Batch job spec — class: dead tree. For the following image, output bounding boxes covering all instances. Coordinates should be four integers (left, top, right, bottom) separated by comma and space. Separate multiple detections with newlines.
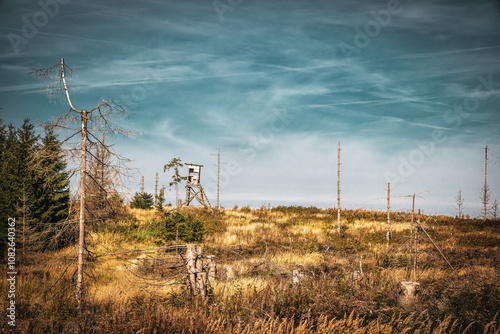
481, 145, 490, 221
387, 182, 391, 240
211, 148, 222, 210
455, 189, 465, 218
155, 172, 158, 205
30, 58, 133, 308
337, 141, 341, 234
492, 199, 498, 218
185, 244, 207, 297
216, 148, 220, 209
85, 135, 130, 221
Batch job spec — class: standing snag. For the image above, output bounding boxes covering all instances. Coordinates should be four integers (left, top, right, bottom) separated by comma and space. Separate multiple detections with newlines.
30, 58, 133, 308
337, 141, 341, 235
481, 145, 489, 221
455, 189, 465, 218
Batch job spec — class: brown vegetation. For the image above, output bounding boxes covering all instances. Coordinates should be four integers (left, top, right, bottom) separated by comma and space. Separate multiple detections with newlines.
1, 206, 499, 333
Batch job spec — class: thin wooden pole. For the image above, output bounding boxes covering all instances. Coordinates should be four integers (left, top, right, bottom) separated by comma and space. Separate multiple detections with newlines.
175, 182, 179, 207
484, 145, 488, 221
337, 142, 341, 234
387, 182, 391, 241
414, 218, 458, 276
155, 172, 158, 205
76, 110, 87, 306
413, 209, 420, 282
411, 193, 415, 224
409, 193, 415, 281
217, 148, 220, 209
68, 183, 71, 212
141, 176, 144, 194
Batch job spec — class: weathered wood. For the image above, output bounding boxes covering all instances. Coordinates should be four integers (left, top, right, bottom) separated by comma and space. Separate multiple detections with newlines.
184, 164, 211, 208
292, 269, 304, 285
337, 142, 341, 234
398, 281, 419, 310
217, 148, 220, 209
350, 256, 363, 286
225, 266, 235, 280
414, 219, 457, 276
484, 145, 488, 221
186, 244, 207, 297
155, 172, 158, 205
186, 244, 197, 296
387, 182, 391, 240
76, 110, 87, 305
206, 255, 217, 280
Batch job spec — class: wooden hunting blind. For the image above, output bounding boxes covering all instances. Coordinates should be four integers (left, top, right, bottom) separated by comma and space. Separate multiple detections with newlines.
183, 163, 211, 208
187, 165, 201, 185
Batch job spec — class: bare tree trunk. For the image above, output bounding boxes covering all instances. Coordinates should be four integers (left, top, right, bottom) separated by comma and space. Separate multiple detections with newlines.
484, 145, 488, 221
411, 193, 415, 281
155, 172, 158, 205
186, 244, 206, 297
76, 110, 87, 306
217, 148, 220, 209
175, 182, 178, 207
337, 142, 341, 234
387, 182, 391, 241
141, 175, 144, 194
206, 255, 216, 280
413, 208, 419, 282
31, 57, 133, 310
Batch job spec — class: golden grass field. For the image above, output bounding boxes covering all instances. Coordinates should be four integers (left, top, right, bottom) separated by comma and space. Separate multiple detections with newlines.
1, 206, 499, 333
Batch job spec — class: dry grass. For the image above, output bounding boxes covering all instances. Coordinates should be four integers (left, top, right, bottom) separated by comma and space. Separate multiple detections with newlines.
1, 206, 499, 333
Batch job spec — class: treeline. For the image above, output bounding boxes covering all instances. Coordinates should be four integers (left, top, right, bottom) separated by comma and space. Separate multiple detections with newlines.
0, 118, 71, 256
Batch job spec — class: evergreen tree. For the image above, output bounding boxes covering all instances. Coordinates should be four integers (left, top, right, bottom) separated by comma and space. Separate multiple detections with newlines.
155, 186, 166, 211
31, 126, 71, 249
1, 124, 21, 220
16, 119, 40, 224
0, 119, 72, 252
130, 192, 154, 209
0, 119, 39, 253
0, 119, 9, 258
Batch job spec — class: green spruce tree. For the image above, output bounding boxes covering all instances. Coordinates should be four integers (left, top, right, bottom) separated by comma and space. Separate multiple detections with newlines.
14, 119, 39, 251
130, 192, 154, 209
31, 126, 71, 249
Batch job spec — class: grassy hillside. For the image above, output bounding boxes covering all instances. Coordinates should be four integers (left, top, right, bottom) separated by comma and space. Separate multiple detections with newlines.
2, 206, 499, 333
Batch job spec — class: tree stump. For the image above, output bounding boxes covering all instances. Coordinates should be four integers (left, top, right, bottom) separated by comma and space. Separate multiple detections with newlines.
206, 255, 217, 280
292, 269, 304, 285
398, 281, 420, 310
186, 244, 206, 297
225, 266, 235, 280
350, 270, 362, 287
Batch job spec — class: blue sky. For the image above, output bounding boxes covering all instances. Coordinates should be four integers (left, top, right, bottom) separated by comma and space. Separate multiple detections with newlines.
1, 0, 500, 216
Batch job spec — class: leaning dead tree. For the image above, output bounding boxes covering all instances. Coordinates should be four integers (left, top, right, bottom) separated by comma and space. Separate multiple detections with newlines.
30, 58, 133, 308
